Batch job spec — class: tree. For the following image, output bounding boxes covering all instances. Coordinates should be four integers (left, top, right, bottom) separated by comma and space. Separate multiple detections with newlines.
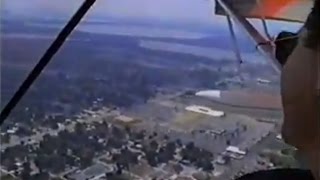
150, 140, 158, 150
202, 160, 214, 172
133, 130, 145, 140
50, 123, 59, 130
145, 151, 157, 167
223, 155, 231, 165
153, 132, 158, 137
107, 137, 123, 149
111, 126, 125, 139
124, 126, 131, 134
166, 141, 176, 153
116, 163, 123, 175
79, 149, 94, 169
50, 155, 66, 173
157, 148, 173, 163
7, 163, 18, 172
242, 125, 247, 131
21, 162, 31, 180
172, 163, 183, 174
192, 172, 211, 180
31, 172, 49, 180
2, 134, 11, 144
281, 148, 295, 156
186, 142, 195, 150
163, 135, 169, 140
269, 154, 281, 167
175, 139, 182, 147
226, 140, 231, 146
128, 152, 139, 165
66, 155, 77, 167
75, 122, 86, 134
39, 140, 54, 155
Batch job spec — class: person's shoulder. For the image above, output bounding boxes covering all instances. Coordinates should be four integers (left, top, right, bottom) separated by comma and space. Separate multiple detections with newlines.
235, 169, 314, 180
303, 0, 320, 49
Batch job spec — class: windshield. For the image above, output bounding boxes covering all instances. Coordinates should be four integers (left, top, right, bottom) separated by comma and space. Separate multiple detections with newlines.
1, 0, 303, 180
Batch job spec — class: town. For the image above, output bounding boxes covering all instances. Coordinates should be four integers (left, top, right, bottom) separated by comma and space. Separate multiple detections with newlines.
1, 14, 297, 180
1, 91, 297, 180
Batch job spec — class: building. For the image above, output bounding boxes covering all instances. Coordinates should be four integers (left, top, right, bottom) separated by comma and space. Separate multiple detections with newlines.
223, 146, 247, 159
67, 163, 114, 180
257, 78, 271, 84
195, 90, 221, 99
185, 105, 225, 117
6, 127, 18, 134
114, 115, 141, 125
208, 129, 226, 135
276, 134, 283, 140
226, 146, 246, 155
216, 155, 227, 165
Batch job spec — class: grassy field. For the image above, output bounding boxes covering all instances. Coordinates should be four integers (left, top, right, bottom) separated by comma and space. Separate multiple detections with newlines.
0, 174, 17, 180
172, 111, 207, 131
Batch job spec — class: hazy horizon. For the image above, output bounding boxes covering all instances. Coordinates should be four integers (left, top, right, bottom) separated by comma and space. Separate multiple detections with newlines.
3, 0, 217, 23
2, 0, 302, 31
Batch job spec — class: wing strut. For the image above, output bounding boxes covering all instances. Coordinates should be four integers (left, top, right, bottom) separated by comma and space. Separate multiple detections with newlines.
256, 0, 273, 41
0, 0, 97, 125
216, 0, 282, 74
226, 16, 243, 65
226, 16, 244, 81
261, 19, 272, 40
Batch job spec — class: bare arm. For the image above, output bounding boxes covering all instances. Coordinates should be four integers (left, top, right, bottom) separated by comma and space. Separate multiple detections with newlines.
280, 29, 320, 180
281, 31, 319, 148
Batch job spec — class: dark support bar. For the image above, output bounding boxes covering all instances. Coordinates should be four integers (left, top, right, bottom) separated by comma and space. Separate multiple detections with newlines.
0, 0, 96, 125
216, 0, 282, 74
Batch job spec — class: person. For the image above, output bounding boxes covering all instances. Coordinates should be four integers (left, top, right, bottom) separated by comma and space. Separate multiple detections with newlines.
238, 0, 319, 179
280, 1, 320, 178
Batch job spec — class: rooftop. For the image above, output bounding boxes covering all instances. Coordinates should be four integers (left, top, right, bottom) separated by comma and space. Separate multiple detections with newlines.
67, 163, 114, 180
185, 105, 225, 117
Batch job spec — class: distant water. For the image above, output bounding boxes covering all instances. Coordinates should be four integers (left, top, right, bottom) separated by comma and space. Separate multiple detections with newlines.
4, 22, 268, 65
29, 23, 210, 39
1, 33, 87, 42
1, 32, 57, 40
139, 40, 266, 64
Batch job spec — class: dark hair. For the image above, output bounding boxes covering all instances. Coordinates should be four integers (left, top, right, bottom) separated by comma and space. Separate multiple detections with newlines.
275, 31, 298, 66
304, 0, 320, 49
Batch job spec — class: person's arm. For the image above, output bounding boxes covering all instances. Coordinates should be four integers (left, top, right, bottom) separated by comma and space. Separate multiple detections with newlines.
280, 25, 320, 180
280, 1, 320, 179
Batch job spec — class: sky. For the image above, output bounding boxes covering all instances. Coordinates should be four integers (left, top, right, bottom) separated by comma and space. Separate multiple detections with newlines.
3, 0, 217, 23
2, 0, 302, 33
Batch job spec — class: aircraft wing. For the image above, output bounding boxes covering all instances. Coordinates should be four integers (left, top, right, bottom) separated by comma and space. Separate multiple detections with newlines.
214, 0, 311, 74
215, 0, 313, 23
